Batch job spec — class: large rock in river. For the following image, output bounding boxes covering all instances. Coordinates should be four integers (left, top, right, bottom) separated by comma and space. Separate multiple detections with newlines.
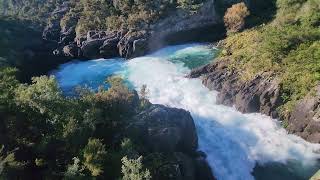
128, 104, 198, 154
127, 104, 215, 180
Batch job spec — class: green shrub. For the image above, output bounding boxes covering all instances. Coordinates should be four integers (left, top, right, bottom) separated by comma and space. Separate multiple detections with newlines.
121, 156, 151, 180
83, 138, 107, 177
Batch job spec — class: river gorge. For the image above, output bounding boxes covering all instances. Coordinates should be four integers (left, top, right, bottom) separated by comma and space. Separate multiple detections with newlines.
51, 44, 320, 180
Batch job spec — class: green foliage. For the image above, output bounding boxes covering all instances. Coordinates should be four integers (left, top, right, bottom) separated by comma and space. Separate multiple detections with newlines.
177, 0, 204, 11
15, 76, 62, 114
0, 64, 158, 179
121, 156, 151, 180
0, 18, 43, 69
65, 157, 84, 178
0, 0, 61, 25
83, 138, 107, 177
220, 0, 320, 116
0, 146, 22, 178
121, 138, 138, 159
0, 67, 18, 107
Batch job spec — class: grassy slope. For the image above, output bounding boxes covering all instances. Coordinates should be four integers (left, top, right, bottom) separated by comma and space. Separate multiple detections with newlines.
219, 0, 320, 118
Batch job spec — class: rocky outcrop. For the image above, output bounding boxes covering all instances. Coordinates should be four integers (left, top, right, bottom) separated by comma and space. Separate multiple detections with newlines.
129, 104, 198, 153
42, 1, 71, 42
287, 85, 320, 143
42, 0, 223, 59
148, 0, 222, 50
128, 104, 215, 180
188, 58, 320, 143
188, 58, 282, 118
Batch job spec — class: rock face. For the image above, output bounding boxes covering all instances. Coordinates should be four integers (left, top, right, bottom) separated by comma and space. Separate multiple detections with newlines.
42, 1, 71, 42
130, 104, 198, 153
128, 104, 215, 180
287, 85, 320, 143
188, 58, 282, 118
42, 0, 223, 59
188, 58, 320, 143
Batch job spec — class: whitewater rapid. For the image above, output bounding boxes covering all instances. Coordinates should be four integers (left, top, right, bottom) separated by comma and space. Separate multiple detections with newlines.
53, 44, 320, 180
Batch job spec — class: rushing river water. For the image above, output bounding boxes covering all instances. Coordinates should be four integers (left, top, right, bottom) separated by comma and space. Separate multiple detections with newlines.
52, 44, 320, 180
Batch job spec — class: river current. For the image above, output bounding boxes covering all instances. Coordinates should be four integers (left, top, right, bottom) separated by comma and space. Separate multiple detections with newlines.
52, 44, 320, 180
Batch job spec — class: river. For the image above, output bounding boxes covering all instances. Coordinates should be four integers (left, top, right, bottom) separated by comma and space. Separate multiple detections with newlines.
52, 43, 320, 180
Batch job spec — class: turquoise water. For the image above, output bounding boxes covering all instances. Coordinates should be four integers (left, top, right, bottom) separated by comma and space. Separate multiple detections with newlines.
52, 44, 320, 180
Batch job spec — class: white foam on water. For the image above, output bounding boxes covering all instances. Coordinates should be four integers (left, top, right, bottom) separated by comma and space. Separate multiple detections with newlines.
53, 44, 320, 180
123, 45, 320, 180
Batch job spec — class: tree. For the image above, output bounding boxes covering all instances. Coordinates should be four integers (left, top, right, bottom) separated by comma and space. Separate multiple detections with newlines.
14, 76, 62, 114
0, 67, 18, 107
121, 156, 151, 180
83, 138, 107, 177
224, 2, 250, 33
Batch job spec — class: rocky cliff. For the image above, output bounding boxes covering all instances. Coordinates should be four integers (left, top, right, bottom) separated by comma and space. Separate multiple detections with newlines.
42, 0, 225, 59
188, 58, 320, 143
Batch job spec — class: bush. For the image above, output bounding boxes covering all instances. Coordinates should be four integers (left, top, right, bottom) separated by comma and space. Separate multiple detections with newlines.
83, 138, 107, 177
14, 76, 62, 115
121, 156, 151, 180
224, 2, 250, 33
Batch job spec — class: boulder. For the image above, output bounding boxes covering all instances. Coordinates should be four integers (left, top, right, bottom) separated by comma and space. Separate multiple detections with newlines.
81, 39, 105, 58
128, 104, 198, 154
118, 30, 149, 58
133, 38, 148, 57
99, 36, 120, 58
126, 104, 215, 180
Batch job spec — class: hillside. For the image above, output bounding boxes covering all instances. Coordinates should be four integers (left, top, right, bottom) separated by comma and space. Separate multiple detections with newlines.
189, 0, 320, 142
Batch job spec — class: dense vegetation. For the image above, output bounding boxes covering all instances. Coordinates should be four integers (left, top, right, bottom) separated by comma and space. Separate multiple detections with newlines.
220, 0, 320, 118
0, 66, 160, 179
0, 0, 62, 26
0, 0, 209, 37
63, 0, 208, 37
